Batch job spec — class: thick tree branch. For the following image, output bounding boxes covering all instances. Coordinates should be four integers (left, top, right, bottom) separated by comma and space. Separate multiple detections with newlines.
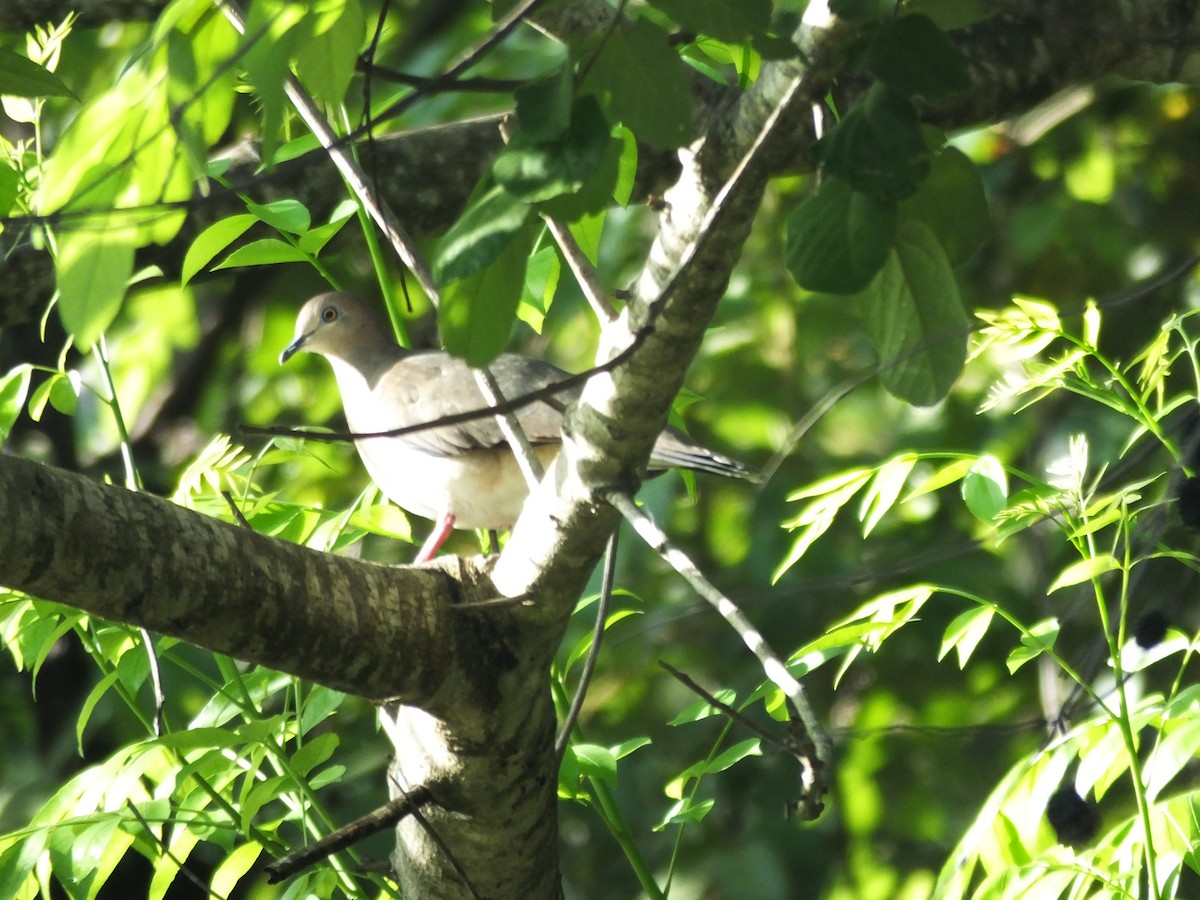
0, 452, 472, 703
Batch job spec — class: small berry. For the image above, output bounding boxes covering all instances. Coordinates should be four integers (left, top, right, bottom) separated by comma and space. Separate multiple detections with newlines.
1046, 787, 1099, 847
1178, 476, 1200, 528
1134, 610, 1168, 649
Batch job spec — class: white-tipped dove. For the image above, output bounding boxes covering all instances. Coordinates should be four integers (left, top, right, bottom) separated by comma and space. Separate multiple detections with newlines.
280, 291, 754, 561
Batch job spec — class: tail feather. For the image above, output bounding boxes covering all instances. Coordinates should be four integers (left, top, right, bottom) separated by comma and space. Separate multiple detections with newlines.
649, 430, 759, 482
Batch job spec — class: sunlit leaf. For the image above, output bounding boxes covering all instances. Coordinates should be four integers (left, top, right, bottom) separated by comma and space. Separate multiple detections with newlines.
246, 199, 311, 234
0, 365, 33, 441
859, 452, 917, 535
939, 606, 995, 668
580, 18, 692, 149
434, 185, 531, 285
214, 238, 311, 269
182, 215, 256, 284
1005, 618, 1059, 673
572, 743, 617, 783
439, 218, 537, 366
210, 841, 262, 898
962, 454, 1008, 523
55, 227, 134, 349
296, 0, 364, 106
1047, 555, 1120, 593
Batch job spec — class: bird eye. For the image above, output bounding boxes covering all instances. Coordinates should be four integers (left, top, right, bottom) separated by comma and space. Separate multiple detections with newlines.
321, 305, 338, 323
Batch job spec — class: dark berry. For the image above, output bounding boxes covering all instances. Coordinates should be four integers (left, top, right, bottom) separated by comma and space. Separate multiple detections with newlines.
1134, 610, 1169, 649
1046, 787, 1099, 847
1178, 476, 1200, 528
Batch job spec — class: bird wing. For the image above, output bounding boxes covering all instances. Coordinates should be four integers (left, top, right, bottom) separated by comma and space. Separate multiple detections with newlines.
377, 352, 578, 457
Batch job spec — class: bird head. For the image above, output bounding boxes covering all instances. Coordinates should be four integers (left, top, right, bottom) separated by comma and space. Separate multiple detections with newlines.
280, 292, 382, 365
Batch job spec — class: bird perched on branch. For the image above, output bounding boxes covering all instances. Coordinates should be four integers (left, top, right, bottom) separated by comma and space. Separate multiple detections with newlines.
281, 291, 754, 562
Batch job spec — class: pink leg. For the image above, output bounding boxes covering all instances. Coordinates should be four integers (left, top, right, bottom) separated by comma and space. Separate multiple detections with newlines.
415, 512, 456, 563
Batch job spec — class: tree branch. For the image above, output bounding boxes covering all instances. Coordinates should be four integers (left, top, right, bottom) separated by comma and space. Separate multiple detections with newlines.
0, 453, 467, 702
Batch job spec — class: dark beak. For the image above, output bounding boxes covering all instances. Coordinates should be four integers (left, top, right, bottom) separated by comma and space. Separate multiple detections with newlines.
279, 333, 309, 364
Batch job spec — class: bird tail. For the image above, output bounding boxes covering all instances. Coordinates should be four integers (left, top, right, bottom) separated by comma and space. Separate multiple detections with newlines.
649, 431, 760, 482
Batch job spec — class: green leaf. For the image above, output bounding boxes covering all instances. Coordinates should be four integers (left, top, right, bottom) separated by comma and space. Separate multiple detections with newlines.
290, 732, 339, 777
899, 145, 990, 263
76, 671, 120, 754
296, 0, 364, 106
900, 0, 993, 29
247, 199, 311, 234
859, 452, 917, 535
775, 468, 873, 580
0, 827, 46, 899
656, 797, 716, 829
296, 207, 355, 255
784, 176, 897, 294
611, 125, 638, 206
856, 219, 967, 406
664, 738, 762, 798
0, 48, 76, 99
0, 365, 33, 441
830, 0, 897, 21
581, 18, 693, 149
182, 214, 256, 284
240, 0, 309, 164
816, 83, 930, 199
348, 503, 413, 541
572, 743, 617, 783
646, 0, 772, 41
214, 238, 311, 269
611, 737, 652, 760
438, 219, 537, 366
83, 818, 136, 900
1146, 719, 1200, 801
1047, 555, 1120, 593
904, 456, 974, 500
27, 371, 79, 420
210, 842, 263, 898
512, 68, 574, 141
494, 97, 615, 203
0, 163, 19, 217
56, 228, 135, 349
1006, 618, 1059, 673
962, 454, 1008, 522
518, 245, 560, 333
939, 606, 995, 668
865, 14, 971, 98
667, 689, 738, 726
433, 184, 532, 285
148, 823, 202, 900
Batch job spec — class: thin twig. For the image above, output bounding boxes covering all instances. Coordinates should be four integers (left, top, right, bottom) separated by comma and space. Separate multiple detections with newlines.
264, 786, 433, 883
139, 626, 165, 737
658, 660, 804, 756
240, 324, 654, 445
556, 529, 619, 759
543, 215, 618, 322
368, 0, 554, 128
220, 490, 253, 530
472, 368, 545, 490
606, 490, 830, 818
126, 801, 227, 899
360, 65, 525, 94
385, 765, 482, 900
217, 1, 438, 300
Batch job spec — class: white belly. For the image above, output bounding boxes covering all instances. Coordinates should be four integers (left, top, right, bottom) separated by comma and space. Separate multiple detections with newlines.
356, 435, 558, 530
